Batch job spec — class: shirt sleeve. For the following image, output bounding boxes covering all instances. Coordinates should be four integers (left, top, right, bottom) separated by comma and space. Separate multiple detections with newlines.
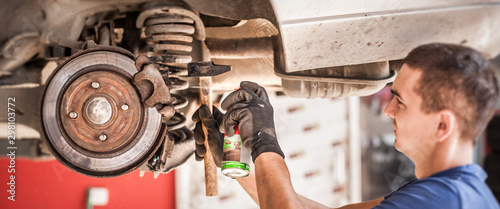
372, 178, 460, 209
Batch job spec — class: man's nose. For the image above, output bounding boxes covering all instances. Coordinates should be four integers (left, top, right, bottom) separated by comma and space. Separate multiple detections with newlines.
384, 98, 396, 118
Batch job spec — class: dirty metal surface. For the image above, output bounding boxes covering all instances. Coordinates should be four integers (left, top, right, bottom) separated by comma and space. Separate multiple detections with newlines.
134, 56, 175, 118
205, 37, 273, 59
41, 47, 162, 177
278, 61, 396, 98
187, 61, 231, 77
60, 70, 143, 154
274, 1, 500, 72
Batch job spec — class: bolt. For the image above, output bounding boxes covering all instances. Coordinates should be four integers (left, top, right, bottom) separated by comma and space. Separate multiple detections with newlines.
69, 112, 78, 119
121, 104, 129, 111
91, 82, 100, 89
99, 134, 107, 141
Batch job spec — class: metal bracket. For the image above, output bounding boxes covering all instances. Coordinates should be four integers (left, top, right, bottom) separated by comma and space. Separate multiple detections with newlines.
133, 55, 175, 118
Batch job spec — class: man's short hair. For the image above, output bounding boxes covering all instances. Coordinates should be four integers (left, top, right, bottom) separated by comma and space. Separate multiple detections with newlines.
404, 43, 499, 140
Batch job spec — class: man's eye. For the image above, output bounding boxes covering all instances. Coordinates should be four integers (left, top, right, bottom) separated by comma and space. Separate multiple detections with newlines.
396, 98, 403, 104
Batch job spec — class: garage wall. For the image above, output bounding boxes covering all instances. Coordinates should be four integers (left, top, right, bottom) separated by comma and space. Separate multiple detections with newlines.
175, 95, 361, 209
0, 158, 175, 209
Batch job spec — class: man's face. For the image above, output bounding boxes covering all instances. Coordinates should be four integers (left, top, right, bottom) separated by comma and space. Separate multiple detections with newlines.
383, 64, 438, 160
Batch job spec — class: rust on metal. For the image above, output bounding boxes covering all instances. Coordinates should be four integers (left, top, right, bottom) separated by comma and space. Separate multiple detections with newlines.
151, 44, 192, 52
148, 34, 193, 43
145, 15, 194, 26
187, 61, 231, 77
60, 70, 143, 154
133, 55, 175, 118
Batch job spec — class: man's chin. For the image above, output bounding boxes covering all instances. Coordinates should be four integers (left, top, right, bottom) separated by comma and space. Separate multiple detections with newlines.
393, 138, 402, 151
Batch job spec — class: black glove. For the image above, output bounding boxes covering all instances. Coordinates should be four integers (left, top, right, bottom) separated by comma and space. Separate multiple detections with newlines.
220, 81, 284, 162
192, 105, 224, 167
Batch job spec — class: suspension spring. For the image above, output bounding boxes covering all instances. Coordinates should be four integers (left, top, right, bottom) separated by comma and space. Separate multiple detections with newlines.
144, 14, 194, 66
137, 7, 205, 142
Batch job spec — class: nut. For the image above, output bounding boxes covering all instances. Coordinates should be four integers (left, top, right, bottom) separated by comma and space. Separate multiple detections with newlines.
69, 112, 78, 119
91, 82, 100, 89
121, 104, 129, 111
99, 134, 107, 141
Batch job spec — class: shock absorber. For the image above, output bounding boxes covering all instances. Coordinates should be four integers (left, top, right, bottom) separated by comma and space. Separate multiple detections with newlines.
136, 6, 206, 174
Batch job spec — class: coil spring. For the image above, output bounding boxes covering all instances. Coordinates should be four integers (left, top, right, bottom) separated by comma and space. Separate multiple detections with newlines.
144, 14, 194, 66
141, 9, 197, 139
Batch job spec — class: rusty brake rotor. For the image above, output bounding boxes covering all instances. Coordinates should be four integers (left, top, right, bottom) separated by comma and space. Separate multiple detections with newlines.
41, 47, 164, 177
60, 70, 143, 154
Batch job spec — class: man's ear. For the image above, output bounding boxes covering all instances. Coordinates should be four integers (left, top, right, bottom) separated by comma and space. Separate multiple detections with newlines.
436, 110, 456, 142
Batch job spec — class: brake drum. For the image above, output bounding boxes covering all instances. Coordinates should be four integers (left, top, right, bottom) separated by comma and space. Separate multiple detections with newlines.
41, 47, 163, 177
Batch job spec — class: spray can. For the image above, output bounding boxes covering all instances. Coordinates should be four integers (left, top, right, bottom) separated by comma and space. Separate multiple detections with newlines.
221, 126, 250, 178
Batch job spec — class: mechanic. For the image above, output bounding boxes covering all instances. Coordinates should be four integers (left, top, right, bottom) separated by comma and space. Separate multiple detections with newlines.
192, 43, 500, 209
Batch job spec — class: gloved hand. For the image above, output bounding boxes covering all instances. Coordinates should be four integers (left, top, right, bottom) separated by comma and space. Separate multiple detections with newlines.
220, 81, 285, 162
192, 105, 224, 167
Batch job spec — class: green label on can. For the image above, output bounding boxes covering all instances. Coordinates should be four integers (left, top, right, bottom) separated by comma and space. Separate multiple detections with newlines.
222, 161, 250, 171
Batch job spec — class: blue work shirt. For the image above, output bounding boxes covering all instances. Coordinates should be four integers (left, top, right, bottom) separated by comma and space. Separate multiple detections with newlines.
373, 164, 499, 209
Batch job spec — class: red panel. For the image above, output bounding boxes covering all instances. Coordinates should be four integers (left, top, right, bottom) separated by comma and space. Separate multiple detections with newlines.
0, 158, 175, 209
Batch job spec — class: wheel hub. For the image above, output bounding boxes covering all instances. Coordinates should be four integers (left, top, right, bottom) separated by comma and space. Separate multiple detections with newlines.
85, 96, 113, 125
60, 70, 143, 154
